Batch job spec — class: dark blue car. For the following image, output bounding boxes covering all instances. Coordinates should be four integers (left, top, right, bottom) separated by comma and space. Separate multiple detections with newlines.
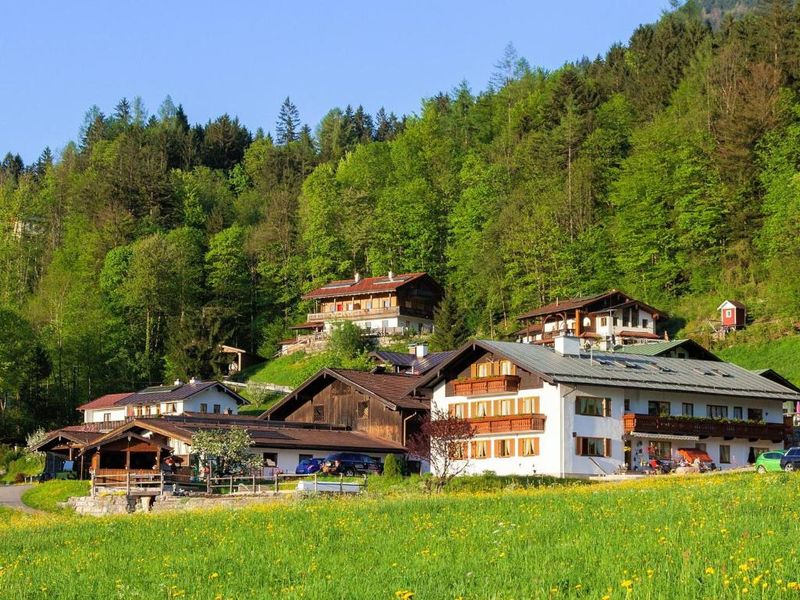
295, 457, 324, 474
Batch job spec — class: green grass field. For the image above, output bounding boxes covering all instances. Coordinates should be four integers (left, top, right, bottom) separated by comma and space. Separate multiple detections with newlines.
2, 473, 800, 598
716, 335, 800, 386
20, 480, 91, 513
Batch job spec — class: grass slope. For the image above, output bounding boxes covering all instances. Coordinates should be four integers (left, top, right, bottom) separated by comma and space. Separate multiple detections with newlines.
1, 473, 800, 598
244, 352, 334, 387
716, 335, 800, 385
21, 480, 91, 513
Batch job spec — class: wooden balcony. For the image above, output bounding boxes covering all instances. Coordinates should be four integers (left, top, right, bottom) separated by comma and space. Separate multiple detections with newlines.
453, 375, 520, 397
307, 306, 433, 322
469, 414, 546, 435
623, 413, 787, 442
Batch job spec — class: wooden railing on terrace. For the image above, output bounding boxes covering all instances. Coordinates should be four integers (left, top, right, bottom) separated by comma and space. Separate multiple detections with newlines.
623, 413, 787, 442
469, 414, 546, 435
453, 375, 520, 397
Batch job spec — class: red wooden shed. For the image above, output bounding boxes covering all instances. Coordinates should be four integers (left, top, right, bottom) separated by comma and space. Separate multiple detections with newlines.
717, 300, 746, 330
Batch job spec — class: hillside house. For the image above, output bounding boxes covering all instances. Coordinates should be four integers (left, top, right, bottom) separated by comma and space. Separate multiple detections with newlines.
263, 368, 429, 447
517, 290, 665, 349
302, 272, 443, 336
77, 380, 248, 425
718, 300, 746, 332
418, 337, 796, 477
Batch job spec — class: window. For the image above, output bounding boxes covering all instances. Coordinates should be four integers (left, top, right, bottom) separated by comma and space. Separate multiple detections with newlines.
358, 400, 369, 419
752, 447, 769, 459
477, 363, 490, 377
600, 316, 608, 327
495, 439, 514, 458
613, 317, 619, 327
473, 401, 490, 418
166, 402, 177, 414
695, 443, 706, 452
520, 437, 539, 456
624, 399, 631, 412
725, 309, 732, 318
383, 300, 390, 308
313, 405, 325, 422
642, 319, 649, 329
449, 403, 467, 418
213, 404, 221, 414
499, 399, 514, 416
576, 397, 610, 417
200, 403, 208, 414
576, 437, 608, 457
519, 397, 539, 414
719, 445, 731, 464
733, 406, 743, 420
103, 412, 111, 422
648, 401, 671, 417
707, 405, 728, 419
748, 408, 763, 421
648, 441, 671, 460
448, 442, 467, 460
365, 301, 372, 309
472, 440, 489, 459
134, 406, 143, 417
262, 452, 278, 467
682, 403, 694, 417
500, 360, 515, 375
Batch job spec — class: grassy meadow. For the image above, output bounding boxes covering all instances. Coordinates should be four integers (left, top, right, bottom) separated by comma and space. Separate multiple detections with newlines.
717, 335, 800, 386
1, 472, 800, 598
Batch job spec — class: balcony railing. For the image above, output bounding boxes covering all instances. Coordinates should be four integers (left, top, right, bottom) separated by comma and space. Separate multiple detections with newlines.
307, 306, 433, 322
453, 375, 520, 397
623, 413, 787, 442
469, 414, 546, 435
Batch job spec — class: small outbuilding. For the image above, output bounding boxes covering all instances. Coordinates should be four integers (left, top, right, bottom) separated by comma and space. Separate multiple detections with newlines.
717, 300, 746, 331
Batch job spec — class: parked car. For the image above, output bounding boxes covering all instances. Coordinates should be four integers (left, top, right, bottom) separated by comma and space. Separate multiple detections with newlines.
323, 453, 383, 476
295, 458, 324, 475
780, 447, 800, 471
754, 451, 785, 473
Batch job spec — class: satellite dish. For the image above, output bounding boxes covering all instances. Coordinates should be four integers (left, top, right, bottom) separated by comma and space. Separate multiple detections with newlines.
583, 316, 591, 327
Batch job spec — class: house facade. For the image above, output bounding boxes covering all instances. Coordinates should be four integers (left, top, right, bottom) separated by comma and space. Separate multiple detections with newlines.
78, 380, 247, 424
421, 338, 795, 477
263, 368, 429, 447
302, 272, 443, 336
517, 290, 665, 348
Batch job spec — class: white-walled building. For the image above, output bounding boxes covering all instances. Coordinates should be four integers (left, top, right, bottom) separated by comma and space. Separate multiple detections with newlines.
420, 337, 796, 477
517, 290, 665, 348
78, 380, 248, 425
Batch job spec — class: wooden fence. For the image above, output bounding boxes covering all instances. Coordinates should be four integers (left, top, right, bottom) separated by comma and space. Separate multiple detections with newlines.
91, 471, 367, 497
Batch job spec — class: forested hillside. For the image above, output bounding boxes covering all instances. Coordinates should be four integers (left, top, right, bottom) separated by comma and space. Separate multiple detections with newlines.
2, 0, 800, 440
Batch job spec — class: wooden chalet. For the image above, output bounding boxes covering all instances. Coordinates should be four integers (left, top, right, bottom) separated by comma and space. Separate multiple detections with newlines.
263, 368, 429, 446
517, 289, 665, 348
302, 272, 443, 336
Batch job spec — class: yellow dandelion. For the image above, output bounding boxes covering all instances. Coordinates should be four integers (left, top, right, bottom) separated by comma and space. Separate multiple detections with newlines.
705, 567, 715, 575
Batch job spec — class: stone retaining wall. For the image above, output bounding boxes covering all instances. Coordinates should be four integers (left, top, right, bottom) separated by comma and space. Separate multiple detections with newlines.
67, 492, 287, 517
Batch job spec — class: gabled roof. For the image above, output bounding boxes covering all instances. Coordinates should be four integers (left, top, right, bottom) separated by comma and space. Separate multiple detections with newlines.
752, 369, 800, 394
76, 393, 134, 411
519, 289, 665, 320
616, 339, 720, 361
718, 300, 746, 310
302, 272, 440, 300
31, 428, 105, 452
264, 368, 429, 420
417, 340, 800, 402
87, 417, 406, 454
370, 350, 457, 375
118, 381, 249, 406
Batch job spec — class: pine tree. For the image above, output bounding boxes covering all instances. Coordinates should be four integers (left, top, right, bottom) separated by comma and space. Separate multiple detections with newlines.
114, 97, 132, 125
275, 96, 301, 144
428, 289, 469, 351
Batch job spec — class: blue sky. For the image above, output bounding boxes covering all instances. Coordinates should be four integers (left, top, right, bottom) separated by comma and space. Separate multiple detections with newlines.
0, 1, 671, 163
